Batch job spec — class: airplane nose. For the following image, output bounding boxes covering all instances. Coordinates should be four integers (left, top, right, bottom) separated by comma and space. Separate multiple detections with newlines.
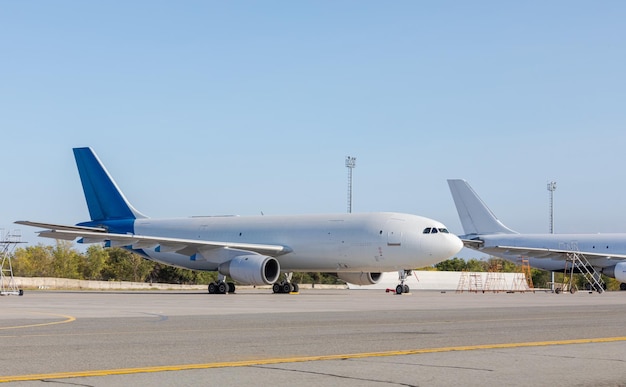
438, 234, 463, 257
447, 234, 464, 257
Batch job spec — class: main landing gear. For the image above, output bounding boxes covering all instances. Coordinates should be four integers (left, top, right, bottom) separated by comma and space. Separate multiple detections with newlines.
208, 274, 235, 294
394, 269, 411, 295
272, 273, 299, 294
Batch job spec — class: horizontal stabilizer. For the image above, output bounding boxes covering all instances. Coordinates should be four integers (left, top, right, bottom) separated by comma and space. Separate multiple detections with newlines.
15, 221, 107, 233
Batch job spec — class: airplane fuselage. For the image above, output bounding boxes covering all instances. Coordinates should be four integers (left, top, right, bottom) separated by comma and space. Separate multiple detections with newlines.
478, 233, 626, 271
127, 212, 462, 273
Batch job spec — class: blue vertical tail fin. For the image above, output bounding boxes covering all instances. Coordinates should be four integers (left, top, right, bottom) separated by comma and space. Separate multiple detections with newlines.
73, 147, 147, 222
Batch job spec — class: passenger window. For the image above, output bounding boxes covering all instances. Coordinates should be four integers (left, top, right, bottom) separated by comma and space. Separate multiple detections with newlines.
423, 228, 431, 234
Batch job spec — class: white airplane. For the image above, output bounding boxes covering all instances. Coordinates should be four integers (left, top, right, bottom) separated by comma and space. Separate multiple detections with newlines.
447, 179, 626, 291
15, 148, 462, 294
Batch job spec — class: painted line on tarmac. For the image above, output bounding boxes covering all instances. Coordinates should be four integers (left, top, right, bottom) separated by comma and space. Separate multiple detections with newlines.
0, 313, 76, 330
1, 336, 625, 383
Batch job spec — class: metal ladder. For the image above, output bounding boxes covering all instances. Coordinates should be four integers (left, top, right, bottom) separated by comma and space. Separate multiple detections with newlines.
565, 251, 605, 293
484, 271, 507, 293
469, 272, 483, 293
0, 229, 23, 296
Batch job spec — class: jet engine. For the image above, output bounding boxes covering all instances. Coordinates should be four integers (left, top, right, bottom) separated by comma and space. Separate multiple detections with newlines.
603, 261, 626, 283
337, 272, 382, 285
218, 255, 280, 285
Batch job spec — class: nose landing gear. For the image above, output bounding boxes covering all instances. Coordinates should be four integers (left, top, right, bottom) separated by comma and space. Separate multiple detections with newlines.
394, 269, 411, 295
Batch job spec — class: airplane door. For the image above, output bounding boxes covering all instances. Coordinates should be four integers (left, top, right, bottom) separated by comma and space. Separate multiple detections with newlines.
386, 220, 403, 246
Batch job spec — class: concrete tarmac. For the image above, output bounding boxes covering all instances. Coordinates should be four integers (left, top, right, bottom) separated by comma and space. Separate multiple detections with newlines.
1, 289, 625, 386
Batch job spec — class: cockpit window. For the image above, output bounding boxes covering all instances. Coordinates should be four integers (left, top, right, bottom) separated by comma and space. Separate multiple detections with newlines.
423, 227, 450, 234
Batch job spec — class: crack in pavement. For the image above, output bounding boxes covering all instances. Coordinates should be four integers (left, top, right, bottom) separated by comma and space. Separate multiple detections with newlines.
251, 364, 418, 387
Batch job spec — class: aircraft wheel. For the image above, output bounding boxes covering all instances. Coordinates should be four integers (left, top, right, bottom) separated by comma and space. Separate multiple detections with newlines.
620, 283, 626, 291
208, 283, 217, 294
272, 283, 281, 293
570, 285, 577, 294
217, 282, 228, 294
555, 288, 561, 294
403, 285, 410, 294
228, 282, 236, 293
395, 284, 404, 295
282, 282, 292, 293
292, 283, 299, 293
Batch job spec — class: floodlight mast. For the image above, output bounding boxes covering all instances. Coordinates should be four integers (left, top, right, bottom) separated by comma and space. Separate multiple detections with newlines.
547, 181, 557, 292
547, 181, 557, 234
346, 156, 356, 213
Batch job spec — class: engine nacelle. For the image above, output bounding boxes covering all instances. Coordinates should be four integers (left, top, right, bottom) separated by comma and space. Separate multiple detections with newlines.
218, 255, 280, 286
336, 272, 382, 286
603, 262, 626, 283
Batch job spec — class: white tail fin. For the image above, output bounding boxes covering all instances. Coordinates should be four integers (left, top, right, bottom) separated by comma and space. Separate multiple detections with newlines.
447, 179, 516, 236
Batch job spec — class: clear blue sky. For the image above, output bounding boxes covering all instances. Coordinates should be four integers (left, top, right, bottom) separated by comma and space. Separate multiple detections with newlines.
1, 1, 625, 259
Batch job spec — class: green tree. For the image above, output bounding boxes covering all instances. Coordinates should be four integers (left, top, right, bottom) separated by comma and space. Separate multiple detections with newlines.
465, 258, 487, 272
80, 245, 108, 280
51, 241, 81, 279
531, 268, 551, 288
11, 244, 55, 277
101, 248, 154, 282
433, 257, 489, 272
434, 257, 467, 271
603, 277, 621, 291
148, 264, 216, 284
485, 257, 519, 272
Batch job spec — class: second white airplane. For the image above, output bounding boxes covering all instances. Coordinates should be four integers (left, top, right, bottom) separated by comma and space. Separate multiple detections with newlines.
448, 179, 626, 291
17, 148, 462, 294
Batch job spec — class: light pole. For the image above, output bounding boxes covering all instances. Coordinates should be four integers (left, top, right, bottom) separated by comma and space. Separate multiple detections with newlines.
346, 156, 356, 213
547, 181, 557, 234
547, 181, 557, 290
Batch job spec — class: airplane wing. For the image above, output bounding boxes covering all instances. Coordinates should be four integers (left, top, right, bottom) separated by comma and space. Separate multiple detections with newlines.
15, 221, 292, 258
495, 245, 626, 261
